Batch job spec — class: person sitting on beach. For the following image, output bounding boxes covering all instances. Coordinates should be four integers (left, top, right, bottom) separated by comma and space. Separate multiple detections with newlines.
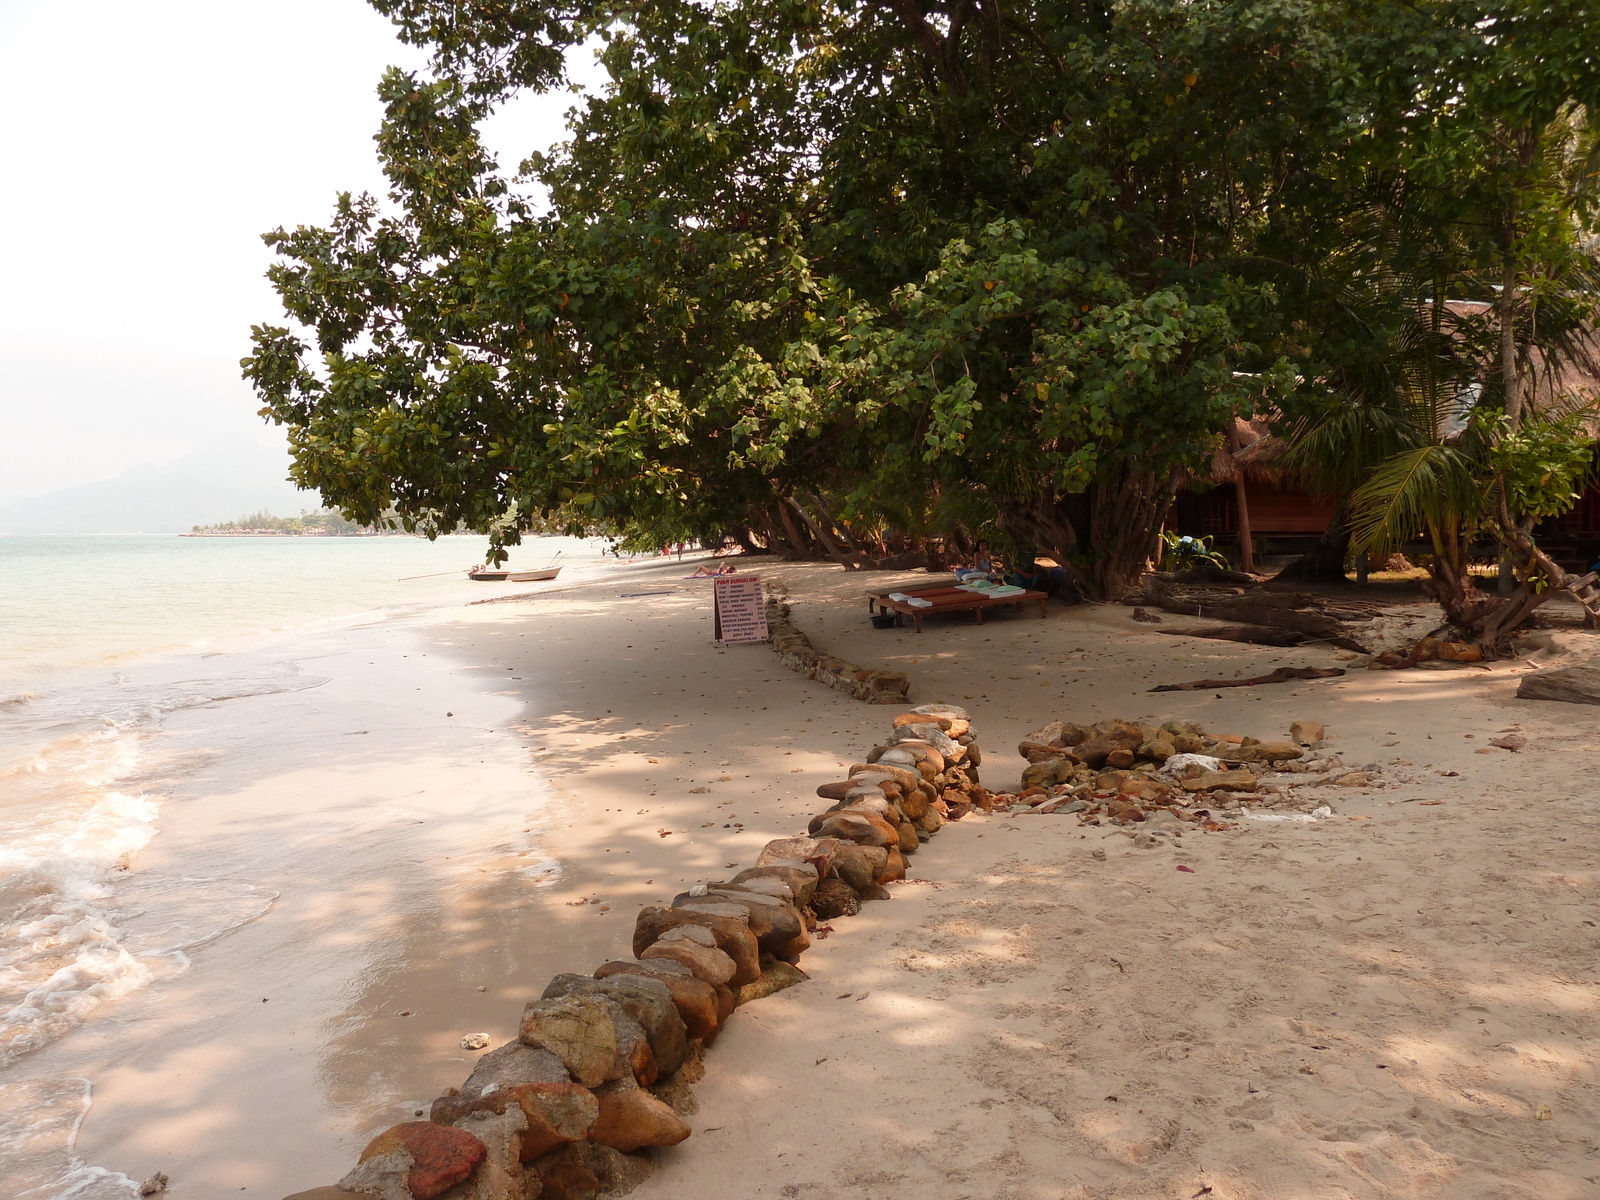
954, 540, 1001, 582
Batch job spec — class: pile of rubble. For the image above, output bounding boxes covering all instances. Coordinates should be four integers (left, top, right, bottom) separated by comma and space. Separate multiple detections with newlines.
987, 716, 1383, 831
282, 704, 985, 1200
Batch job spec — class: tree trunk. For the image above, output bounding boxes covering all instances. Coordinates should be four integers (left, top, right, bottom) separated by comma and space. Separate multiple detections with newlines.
774, 502, 812, 561
785, 496, 856, 569
1002, 466, 1176, 601
1226, 423, 1255, 573
1273, 500, 1351, 584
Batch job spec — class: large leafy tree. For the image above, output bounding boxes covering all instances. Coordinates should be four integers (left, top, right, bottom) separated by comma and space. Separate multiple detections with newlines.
244, 0, 1596, 604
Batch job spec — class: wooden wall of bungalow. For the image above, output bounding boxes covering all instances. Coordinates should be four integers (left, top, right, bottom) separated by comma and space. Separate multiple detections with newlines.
1173, 302, 1600, 571
1170, 416, 1340, 558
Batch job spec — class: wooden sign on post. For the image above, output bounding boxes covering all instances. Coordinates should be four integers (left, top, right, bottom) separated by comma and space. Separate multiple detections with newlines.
713, 575, 769, 644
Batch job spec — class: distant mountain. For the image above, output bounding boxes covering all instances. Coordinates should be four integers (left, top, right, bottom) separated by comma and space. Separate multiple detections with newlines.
0, 440, 323, 535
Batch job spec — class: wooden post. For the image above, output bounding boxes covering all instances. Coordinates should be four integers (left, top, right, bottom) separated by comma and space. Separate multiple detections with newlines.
1227, 421, 1256, 574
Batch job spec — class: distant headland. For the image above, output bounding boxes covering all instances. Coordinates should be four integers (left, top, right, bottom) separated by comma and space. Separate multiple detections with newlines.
182, 509, 400, 537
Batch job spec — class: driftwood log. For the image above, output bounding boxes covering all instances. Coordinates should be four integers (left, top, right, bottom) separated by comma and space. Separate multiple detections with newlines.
1150, 666, 1346, 692
1157, 624, 1309, 648
1138, 574, 1379, 653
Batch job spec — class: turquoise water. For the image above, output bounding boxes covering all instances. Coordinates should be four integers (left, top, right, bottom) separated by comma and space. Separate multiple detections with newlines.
0, 532, 616, 1116
0, 534, 611, 694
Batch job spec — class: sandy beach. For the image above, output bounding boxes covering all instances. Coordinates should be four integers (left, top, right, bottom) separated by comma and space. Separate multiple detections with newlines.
10, 556, 1600, 1198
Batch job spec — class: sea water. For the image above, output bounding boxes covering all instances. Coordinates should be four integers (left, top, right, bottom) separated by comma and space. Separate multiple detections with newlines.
0, 534, 614, 1193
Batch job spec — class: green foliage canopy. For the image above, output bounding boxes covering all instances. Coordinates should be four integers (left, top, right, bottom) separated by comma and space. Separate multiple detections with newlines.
244, 0, 1600, 600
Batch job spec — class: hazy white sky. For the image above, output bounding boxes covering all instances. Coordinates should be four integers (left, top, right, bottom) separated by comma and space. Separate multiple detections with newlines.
0, 0, 589, 505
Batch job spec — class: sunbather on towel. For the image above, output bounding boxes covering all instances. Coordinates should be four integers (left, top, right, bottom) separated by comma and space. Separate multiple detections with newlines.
685, 563, 737, 578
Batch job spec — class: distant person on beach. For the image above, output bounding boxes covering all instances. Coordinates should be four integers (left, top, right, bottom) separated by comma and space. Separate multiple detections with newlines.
687, 563, 737, 577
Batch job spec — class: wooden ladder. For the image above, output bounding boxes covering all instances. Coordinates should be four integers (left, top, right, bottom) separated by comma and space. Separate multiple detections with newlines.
1567, 571, 1600, 627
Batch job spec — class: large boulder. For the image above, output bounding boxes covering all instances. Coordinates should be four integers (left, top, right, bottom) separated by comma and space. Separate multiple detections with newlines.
588, 1080, 692, 1152
896, 786, 930, 820
679, 889, 808, 959
891, 739, 949, 772
344, 1123, 487, 1200
729, 864, 819, 908
633, 906, 761, 987
852, 761, 922, 792
540, 975, 688, 1078
810, 877, 861, 919
829, 843, 888, 892
432, 1081, 598, 1164
519, 994, 656, 1088
592, 960, 723, 1043
1069, 720, 1145, 768
639, 928, 737, 985
757, 836, 839, 877
1020, 757, 1071, 790
458, 1040, 570, 1099
809, 810, 898, 848
1517, 664, 1600, 705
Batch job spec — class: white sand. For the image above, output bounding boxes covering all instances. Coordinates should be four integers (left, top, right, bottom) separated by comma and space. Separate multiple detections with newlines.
15, 559, 1600, 1198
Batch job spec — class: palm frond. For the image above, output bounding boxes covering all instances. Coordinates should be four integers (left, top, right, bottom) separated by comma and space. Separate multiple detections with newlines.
1347, 444, 1485, 558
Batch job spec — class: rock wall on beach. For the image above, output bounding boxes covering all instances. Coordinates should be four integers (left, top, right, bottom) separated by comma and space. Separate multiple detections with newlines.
764, 596, 910, 704
281, 703, 990, 1200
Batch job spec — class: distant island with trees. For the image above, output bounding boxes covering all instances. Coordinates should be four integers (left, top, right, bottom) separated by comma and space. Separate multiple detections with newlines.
184, 509, 400, 537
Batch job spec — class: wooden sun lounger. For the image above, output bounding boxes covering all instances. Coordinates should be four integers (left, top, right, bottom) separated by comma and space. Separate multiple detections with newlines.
871, 584, 1049, 632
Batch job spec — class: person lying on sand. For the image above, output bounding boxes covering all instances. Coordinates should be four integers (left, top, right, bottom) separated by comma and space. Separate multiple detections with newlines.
685, 563, 738, 578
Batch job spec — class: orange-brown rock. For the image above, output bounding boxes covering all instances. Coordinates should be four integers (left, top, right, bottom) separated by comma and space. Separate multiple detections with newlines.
879, 844, 906, 883
356, 1122, 486, 1200
735, 960, 809, 1005
639, 932, 736, 986
851, 761, 922, 791
811, 810, 898, 848
1439, 641, 1482, 662
539, 975, 688, 1078
518, 995, 657, 1089
633, 906, 761, 987
1179, 768, 1259, 793
756, 836, 839, 878
729, 864, 818, 908
829, 842, 888, 891
589, 1084, 692, 1152
593, 961, 723, 1043
537, 1159, 599, 1200
811, 876, 860, 918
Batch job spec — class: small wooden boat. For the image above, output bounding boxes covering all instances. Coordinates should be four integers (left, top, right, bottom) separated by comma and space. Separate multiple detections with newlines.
468, 565, 564, 582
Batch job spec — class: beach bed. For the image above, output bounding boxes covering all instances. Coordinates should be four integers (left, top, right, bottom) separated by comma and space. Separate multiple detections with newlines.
870, 584, 1049, 632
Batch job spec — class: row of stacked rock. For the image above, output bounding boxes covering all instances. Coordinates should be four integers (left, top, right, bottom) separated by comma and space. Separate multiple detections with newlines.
283, 704, 987, 1200
765, 596, 911, 704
